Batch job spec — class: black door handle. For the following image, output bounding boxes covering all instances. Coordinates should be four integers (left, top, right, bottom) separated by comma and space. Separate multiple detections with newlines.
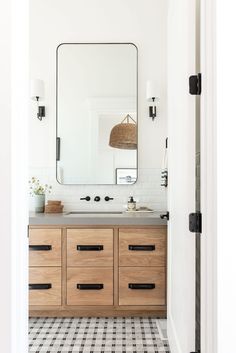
77, 245, 103, 251
129, 245, 155, 251
29, 245, 52, 251
77, 284, 103, 290
29, 283, 52, 290
128, 283, 155, 290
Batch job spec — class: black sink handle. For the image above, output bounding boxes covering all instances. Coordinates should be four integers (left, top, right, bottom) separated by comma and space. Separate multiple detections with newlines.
80, 196, 91, 201
104, 196, 114, 201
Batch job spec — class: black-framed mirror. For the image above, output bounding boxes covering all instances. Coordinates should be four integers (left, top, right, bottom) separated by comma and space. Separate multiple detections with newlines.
56, 43, 138, 185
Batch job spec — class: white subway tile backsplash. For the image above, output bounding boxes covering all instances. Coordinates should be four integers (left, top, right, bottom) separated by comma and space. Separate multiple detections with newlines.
29, 167, 167, 212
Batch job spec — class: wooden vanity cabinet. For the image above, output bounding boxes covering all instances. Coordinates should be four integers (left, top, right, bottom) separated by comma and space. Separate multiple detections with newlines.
67, 229, 113, 267
118, 228, 166, 306
29, 225, 167, 317
29, 228, 62, 306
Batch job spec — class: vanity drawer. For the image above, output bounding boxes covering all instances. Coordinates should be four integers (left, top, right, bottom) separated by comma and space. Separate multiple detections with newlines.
29, 267, 61, 306
67, 229, 113, 267
67, 267, 113, 305
119, 228, 166, 267
29, 229, 62, 267
119, 267, 165, 306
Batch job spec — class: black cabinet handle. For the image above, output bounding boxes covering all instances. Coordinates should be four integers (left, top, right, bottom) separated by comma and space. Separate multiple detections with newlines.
129, 245, 155, 251
129, 283, 155, 290
29, 245, 52, 251
29, 283, 52, 290
77, 245, 103, 251
77, 284, 103, 290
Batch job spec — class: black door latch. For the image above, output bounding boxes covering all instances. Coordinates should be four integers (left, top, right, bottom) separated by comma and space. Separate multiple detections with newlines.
189, 212, 202, 233
189, 73, 201, 95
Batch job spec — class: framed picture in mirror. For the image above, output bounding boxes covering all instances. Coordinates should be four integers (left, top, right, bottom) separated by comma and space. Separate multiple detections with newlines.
116, 168, 137, 185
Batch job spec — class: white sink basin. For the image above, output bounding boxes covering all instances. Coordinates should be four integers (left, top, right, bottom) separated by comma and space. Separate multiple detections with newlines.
65, 211, 123, 215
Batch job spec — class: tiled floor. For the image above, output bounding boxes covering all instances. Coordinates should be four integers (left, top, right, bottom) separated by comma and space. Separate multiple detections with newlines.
29, 317, 170, 353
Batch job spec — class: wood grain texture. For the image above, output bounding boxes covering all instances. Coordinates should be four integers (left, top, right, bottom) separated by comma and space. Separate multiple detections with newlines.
113, 228, 119, 306
29, 307, 166, 317
28, 225, 167, 317
67, 267, 113, 305
119, 228, 167, 267
61, 228, 67, 306
29, 267, 61, 306
119, 267, 166, 306
29, 229, 61, 267
67, 229, 113, 267
30, 225, 167, 230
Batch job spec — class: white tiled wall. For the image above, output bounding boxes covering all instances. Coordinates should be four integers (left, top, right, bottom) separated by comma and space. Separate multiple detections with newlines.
29, 167, 167, 212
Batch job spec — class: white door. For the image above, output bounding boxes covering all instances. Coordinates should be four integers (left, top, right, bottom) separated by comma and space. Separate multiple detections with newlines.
167, 0, 200, 352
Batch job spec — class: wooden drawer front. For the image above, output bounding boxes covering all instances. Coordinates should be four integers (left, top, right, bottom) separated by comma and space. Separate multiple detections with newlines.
67, 267, 113, 305
29, 229, 61, 267
119, 267, 165, 306
29, 267, 61, 306
67, 229, 113, 267
119, 228, 166, 267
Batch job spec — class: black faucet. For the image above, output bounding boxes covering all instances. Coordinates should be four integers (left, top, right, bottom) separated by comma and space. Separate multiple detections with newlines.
94, 196, 101, 202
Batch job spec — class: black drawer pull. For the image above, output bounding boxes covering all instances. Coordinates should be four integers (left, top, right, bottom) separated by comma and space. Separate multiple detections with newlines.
29, 245, 52, 251
129, 283, 155, 290
129, 245, 155, 251
29, 283, 52, 290
77, 245, 103, 251
77, 284, 104, 290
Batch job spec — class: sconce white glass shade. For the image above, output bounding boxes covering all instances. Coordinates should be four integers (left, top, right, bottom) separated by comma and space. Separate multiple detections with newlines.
146, 80, 159, 101
30, 79, 44, 100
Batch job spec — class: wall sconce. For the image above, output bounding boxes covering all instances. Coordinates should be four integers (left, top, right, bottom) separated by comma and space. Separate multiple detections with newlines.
30, 79, 45, 121
146, 80, 159, 121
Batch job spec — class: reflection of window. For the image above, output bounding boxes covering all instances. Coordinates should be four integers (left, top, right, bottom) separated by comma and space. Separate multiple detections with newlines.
116, 168, 137, 185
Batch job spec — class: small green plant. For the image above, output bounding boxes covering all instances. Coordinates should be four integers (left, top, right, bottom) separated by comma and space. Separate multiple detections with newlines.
29, 177, 52, 196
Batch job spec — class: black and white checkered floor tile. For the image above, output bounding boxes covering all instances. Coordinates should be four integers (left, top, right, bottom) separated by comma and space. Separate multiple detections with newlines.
29, 317, 170, 353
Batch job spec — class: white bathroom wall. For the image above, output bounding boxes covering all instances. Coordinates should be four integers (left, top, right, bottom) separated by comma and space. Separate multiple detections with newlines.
29, 0, 168, 211
0, 0, 29, 352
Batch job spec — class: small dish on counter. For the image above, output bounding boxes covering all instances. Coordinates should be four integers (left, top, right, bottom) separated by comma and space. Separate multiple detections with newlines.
124, 207, 154, 213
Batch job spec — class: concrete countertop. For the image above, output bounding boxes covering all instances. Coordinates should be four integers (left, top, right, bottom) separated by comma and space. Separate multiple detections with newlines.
29, 211, 167, 226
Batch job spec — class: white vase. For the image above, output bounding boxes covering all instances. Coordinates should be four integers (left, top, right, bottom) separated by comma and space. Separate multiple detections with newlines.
34, 194, 45, 213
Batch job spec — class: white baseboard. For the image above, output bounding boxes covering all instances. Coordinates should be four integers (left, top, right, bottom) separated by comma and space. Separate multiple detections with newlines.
167, 314, 182, 353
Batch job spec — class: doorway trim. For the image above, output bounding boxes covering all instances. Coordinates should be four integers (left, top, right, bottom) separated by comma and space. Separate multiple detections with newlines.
5, 0, 217, 352
200, 0, 217, 352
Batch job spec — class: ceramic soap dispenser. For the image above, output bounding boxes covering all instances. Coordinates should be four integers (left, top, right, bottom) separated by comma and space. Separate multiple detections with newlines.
127, 196, 136, 211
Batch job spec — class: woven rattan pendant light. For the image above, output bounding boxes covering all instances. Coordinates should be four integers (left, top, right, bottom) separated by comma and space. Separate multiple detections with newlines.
109, 114, 137, 150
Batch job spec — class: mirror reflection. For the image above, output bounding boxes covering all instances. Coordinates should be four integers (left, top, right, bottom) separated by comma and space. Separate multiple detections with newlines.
56, 43, 138, 185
